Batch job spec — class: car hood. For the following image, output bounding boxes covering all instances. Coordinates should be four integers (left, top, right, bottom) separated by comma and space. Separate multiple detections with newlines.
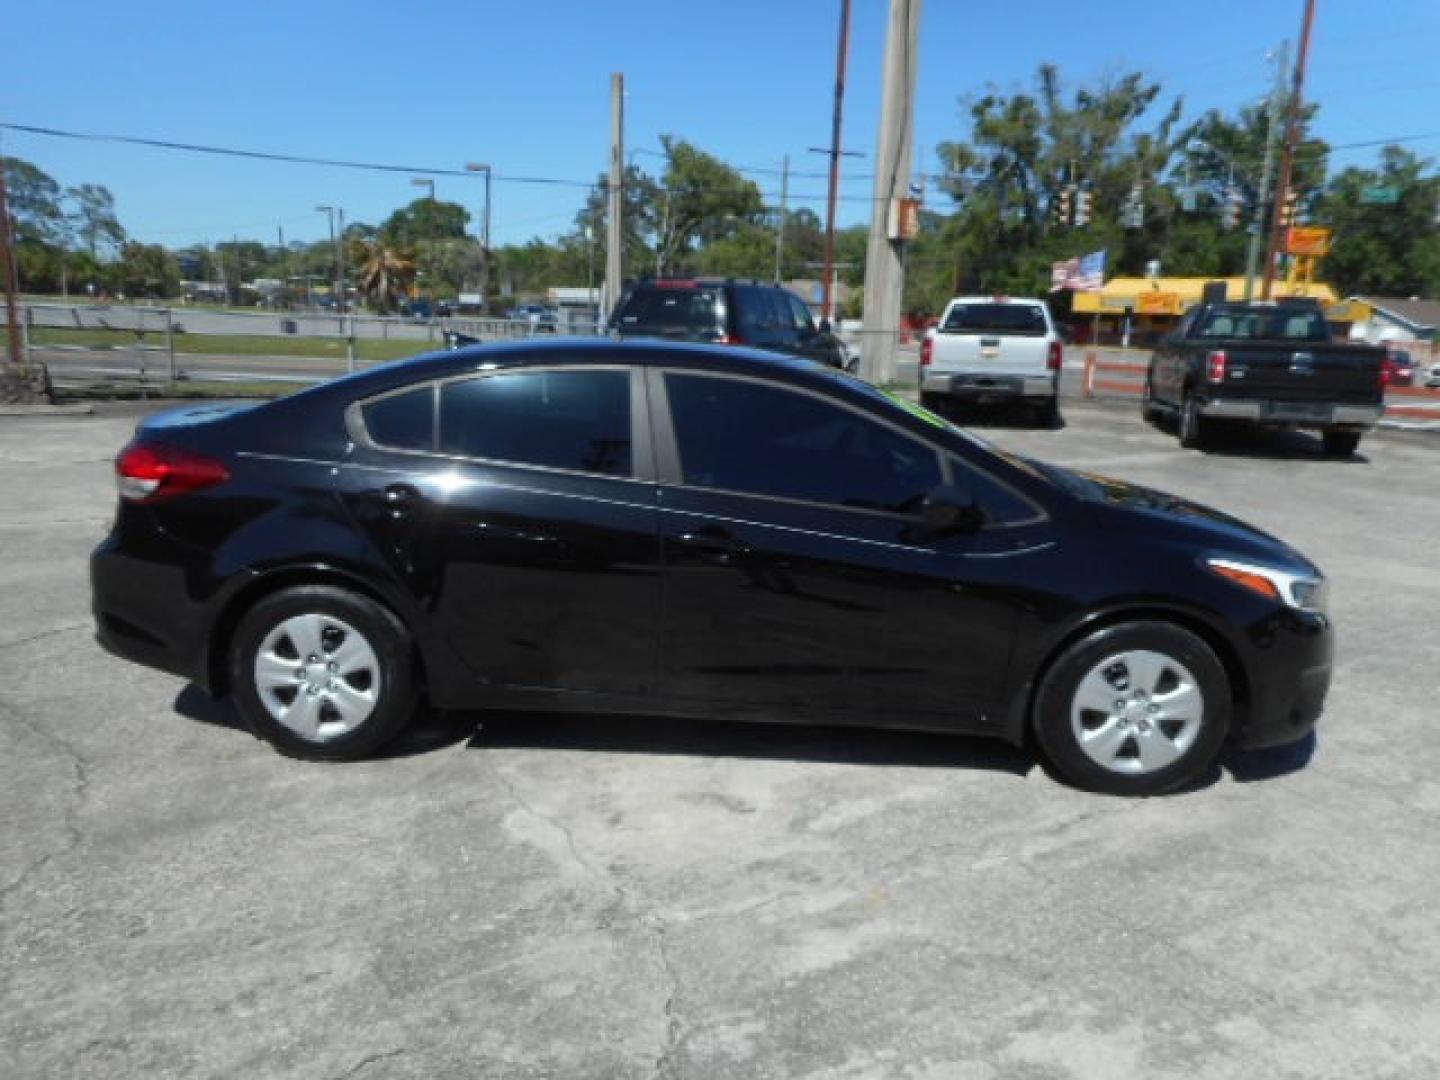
1040, 463, 1318, 574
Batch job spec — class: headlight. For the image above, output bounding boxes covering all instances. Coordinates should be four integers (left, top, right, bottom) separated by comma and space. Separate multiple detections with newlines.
1206, 557, 1329, 613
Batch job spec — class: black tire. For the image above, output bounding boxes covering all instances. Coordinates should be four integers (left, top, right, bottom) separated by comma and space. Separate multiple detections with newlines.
1033, 396, 1062, 429
1321, 429, 1361, 458
1178, 392, 1210, 451
1032, 621, 1231, 796
1141, 374, 1163, 424
919, 391, 949, 416
230, 585, 416, 761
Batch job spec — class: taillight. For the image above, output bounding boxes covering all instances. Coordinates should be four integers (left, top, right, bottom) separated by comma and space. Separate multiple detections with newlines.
920, 334, 934, 367
1206, 349, 1228, 384
116, 442, 230, 503
1047, 340, 1063, 372
720, 333, 743, 345
1380, 355, 1395, 388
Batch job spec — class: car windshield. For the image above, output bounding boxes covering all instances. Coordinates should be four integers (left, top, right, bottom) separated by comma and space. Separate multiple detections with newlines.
614, 288, 722, 333
941, 303, 1047, 336
1194, 307, 1329, 341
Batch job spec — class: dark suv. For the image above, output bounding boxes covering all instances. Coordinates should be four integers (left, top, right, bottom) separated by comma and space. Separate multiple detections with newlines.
610, 278, 850, 369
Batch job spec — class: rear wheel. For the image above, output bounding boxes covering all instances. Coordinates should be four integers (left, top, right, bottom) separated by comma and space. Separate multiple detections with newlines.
1178, 392, 1211, 450
1033, 396, 1061, 429
230, 585, 416, 760
1033, 621, 1231, 795
1321, 429, 1362, 458
919, 391, 950, 416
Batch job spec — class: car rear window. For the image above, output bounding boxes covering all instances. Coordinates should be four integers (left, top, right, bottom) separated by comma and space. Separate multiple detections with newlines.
941, 304, 1047, 336
361, 385, 435, 451
614, 287, 723, 334
1194, 307, 1328, 341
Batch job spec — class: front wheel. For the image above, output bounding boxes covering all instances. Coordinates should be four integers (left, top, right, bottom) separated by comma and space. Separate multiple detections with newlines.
1032, 621, 1231, 795
230, 585, 417, 760
1141, 375, 1163, 424
1321, 429, 1362, 458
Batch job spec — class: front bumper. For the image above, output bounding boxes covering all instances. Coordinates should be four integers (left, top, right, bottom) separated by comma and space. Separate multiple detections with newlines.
1232, 608, 1333, 750
923, 372, 1056, 399
1200, 398, 1384, 427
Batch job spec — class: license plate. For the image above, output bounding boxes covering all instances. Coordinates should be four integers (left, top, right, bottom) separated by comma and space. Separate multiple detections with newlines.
980, 346, 999, 358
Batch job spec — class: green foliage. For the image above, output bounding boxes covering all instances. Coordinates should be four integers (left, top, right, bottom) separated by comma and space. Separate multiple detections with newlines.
1318, 147, 1440, 297
380, 198, 471, 246
113, 242, 180, 299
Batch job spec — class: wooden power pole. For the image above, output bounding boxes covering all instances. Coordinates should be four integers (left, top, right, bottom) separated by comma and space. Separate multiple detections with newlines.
0, 156, 24, 367
1262, 0, 1318, 299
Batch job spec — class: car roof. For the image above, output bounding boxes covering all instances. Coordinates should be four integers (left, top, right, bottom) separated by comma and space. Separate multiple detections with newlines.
299, 337, 841, 401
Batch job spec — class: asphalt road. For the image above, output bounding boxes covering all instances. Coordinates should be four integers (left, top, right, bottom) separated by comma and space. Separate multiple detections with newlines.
3, 400, 1440, 1079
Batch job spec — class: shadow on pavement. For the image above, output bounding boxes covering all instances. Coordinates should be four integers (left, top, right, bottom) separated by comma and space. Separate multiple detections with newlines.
932, 399, 1067, 433
1197, 424, 1371, 463
467, 710, 1036, 777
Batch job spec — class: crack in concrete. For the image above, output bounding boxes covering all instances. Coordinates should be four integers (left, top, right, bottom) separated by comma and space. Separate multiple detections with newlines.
329, 1047, 406, 1080
0, 696, 92, 908
487, 757, 684, 1080
0, 622, 91, 651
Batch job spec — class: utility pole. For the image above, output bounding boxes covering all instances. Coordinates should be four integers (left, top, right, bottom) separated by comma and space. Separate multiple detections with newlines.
604, 72, 625, 322
464, 163, 493, 306
1263, 0, 1317, 299
816, 0, 854, 324
0, 155, 24, 367
337, 208, 346, 313
1244, 41, 1289, 299
317, 205, 339, 313
861, 0, 924, 385
774, 155, 790, 285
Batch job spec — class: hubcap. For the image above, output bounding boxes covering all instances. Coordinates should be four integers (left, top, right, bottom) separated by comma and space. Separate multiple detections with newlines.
253, 614, 381, 741
1070, 649, 1204, 775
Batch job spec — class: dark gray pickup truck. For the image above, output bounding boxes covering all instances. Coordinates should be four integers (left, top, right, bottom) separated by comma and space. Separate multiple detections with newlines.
1142, 301, 1386, 456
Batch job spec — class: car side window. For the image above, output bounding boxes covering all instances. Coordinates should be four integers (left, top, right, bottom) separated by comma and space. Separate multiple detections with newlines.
438, 369, 632, 476
736, 288, 772, 339
664, 373, 942, 514
361, 385, 435, 451
948, 455, 1044, 528
786, 293, 816, 332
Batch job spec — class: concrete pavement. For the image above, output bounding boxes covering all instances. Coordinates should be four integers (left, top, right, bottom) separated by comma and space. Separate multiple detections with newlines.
3, 400, 1440, 1078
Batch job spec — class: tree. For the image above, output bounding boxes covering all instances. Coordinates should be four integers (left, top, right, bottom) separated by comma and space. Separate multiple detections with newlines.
650, 136, 766, 273
1318, 147, 1440, 297
351, 238, 415, 312
66, 183, 125, 258
380, 198, 470, 246
113, 242, 179, 299
1, 157, 62, 244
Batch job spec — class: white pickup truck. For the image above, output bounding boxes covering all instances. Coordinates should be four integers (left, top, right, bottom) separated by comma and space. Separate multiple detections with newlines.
920, 296, 1064, 425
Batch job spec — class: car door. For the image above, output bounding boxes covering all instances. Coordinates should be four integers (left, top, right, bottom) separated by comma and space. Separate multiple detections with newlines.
651, 369, 1033, 725
339, 364, 662, 697
783, 291, 841, 367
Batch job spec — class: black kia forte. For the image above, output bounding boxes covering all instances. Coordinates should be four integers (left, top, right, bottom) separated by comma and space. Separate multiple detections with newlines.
91, 340, 1332, 794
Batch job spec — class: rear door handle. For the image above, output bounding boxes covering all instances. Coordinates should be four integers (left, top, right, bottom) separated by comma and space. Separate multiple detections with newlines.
675, 525, 750, 561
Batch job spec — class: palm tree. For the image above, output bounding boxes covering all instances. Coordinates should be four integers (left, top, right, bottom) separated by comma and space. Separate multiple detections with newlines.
351, 239, 416, 312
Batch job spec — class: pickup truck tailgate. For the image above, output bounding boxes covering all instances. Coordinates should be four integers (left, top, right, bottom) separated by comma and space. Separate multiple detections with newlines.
1220, 343, 1382, 403
930, 331, 1050, 374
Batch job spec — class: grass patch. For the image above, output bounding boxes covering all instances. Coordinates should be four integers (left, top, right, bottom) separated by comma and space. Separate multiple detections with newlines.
30, 326, 432, 363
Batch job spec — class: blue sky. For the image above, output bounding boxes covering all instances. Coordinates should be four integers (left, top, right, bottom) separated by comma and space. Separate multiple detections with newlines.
7, 0, 1438, 250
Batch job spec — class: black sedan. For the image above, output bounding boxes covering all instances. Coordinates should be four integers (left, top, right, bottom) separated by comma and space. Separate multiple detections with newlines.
92, 340, 1332, 794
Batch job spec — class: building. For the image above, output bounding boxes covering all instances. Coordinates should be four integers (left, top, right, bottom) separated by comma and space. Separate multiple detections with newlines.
1328, 296, 1440, 345
1070, 276, 1338, 347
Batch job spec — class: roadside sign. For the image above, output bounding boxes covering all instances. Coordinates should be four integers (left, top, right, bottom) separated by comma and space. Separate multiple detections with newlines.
888, 197, 922, 241
1285, 226, 1332, 256
1136, 291, 1179, 315
1360, 186, 1400, 205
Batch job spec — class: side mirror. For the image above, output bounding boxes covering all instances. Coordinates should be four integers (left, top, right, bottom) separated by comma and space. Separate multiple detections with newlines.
818, 318, 833, 335
908, 483, 986, 542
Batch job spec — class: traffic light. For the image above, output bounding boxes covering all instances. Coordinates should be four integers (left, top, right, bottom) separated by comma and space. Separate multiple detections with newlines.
1074, 188, 1093, 228
1280, 186, 1300, 228
1220, 185, 1244, 230
1054, 186, 1073, 227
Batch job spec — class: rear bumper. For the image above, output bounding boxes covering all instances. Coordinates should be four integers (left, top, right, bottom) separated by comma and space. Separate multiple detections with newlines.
923, 372, 1056, 399
1200, 398, 1384, 427
1233, 608, 1333, 750
91, 531, 213, 690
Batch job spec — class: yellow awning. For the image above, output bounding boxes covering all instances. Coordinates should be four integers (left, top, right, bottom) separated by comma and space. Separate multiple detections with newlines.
1072, 277, 1339, 315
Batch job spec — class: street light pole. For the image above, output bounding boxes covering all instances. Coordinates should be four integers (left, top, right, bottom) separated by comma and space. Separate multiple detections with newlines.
465, 163, 493, 307
316, 205, 338, 312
